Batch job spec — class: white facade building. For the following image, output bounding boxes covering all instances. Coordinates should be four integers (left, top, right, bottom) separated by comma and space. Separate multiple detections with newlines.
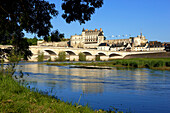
70, 28, 105, 48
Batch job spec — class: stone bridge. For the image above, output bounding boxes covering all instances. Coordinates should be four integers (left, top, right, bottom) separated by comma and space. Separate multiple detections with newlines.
29, 46, 165, 61
0, 45, 165, 61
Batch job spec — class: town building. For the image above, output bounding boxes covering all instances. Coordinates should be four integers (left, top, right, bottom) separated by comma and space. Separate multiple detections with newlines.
164, 42, 170, 52
148, 41, 165, 51
70, 28, 105, 48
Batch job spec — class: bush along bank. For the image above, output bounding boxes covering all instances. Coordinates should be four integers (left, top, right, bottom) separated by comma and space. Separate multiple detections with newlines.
45, 58, 170, 71
110, 58, 170, 70
0, 63, 123, 113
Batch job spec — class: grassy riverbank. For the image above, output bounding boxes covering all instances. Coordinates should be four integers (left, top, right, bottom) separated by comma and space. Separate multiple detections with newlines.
0, 75, 91, 112
45, 58, 170, 71
0, 69, 123, 113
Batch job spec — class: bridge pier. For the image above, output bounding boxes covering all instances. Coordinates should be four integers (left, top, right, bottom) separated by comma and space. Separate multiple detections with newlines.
50, 56, 57, 61
86, 55, 96, 61
100, 56, 109, 61
69, 55, 79, 61
109, 56, 124, 59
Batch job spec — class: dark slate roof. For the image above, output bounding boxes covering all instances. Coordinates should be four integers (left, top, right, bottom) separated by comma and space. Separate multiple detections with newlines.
111, 43, 125, 47
149, 41, 164, 47
99, 43, 109, 46
135, 43, 147, 47
98, 32, 104, 36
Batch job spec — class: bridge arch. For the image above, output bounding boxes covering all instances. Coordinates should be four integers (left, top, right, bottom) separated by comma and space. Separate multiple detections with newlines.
44, 50, 57, 55
109, 53, 122, 57
65, 50, 76, 55
97, 52, 107, 56
82, 51, 93, 56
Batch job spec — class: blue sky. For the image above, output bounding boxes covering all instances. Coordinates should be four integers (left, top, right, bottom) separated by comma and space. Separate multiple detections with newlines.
25, 0, 170, 42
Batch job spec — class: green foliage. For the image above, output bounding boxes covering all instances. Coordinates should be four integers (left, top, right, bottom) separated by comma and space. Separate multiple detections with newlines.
110, 58, 170, 70
46, 58, 170, 71
0, 0, 57, 60
0, 0, 103, 60
79, 53, 86, 61
45, 30, 65, 42
26, 37, 38, 45
62, 0, 103, 24
166, 61, 170, 67
58, 51, 66, 61
8, 50, 22, 62
95, 55, 100, 61
37, 51, 44, 62
0, 0, 58, 39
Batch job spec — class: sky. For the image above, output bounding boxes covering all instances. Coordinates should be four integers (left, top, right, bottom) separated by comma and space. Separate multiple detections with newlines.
25, 0, 170, 42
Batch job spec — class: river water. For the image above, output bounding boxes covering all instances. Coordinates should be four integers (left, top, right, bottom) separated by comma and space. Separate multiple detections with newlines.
16, 62, 170, 113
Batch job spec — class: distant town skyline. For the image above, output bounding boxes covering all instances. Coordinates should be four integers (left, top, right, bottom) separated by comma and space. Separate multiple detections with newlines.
25, 0, 170, 42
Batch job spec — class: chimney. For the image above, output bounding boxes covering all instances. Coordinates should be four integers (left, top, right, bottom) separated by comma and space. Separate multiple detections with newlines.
100, 28, 102, 32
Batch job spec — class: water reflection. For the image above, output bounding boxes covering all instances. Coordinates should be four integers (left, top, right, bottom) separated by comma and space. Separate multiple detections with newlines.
17, 63, 170, 94
16, 62, 170, 113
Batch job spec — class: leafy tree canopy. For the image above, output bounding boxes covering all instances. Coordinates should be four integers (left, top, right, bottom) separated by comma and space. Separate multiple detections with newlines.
26, 37, 38, 45
62, 0, 103, 24
0, 0, 103, 60
46, 30, 64, 42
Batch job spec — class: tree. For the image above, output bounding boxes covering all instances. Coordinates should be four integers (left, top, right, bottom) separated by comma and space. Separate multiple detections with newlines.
62, 0, 103, 24
79, 52, 86, 61
58, 51, 66, 61
47, 30, 64, 42
26, 37, 38, 45
0, 0, 58, 60
0, 0, 103, 60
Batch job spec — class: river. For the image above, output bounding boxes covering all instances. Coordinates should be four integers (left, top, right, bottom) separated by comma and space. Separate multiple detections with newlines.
16, 62, 170, 113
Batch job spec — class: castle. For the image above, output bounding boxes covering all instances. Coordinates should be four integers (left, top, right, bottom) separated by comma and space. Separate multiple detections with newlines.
70, 28, 105, 48
37, 28, 165, 52
70, 28, 148, 51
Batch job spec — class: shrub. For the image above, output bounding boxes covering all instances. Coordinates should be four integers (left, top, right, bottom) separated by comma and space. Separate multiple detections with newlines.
129, 61, 138, 68
138, 60, 145, 67
37, 51, 44, 62
58, 51, 66, 61
121, 60, 128, 66
95, 55, 100, 61
79, 53, 86, 61
166, 61, 170, 67
8, 50, 22, 62
115, 60, 122, 65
